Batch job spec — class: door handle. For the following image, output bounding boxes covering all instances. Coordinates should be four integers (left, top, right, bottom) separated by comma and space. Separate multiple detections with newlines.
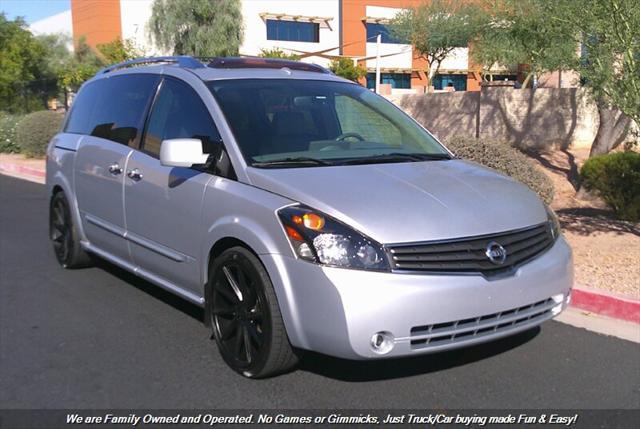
127, 168, 143, 181
108, 163, 122, 175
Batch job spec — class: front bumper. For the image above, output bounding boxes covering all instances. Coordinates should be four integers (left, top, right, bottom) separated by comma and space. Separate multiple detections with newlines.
262, 236, 573, 360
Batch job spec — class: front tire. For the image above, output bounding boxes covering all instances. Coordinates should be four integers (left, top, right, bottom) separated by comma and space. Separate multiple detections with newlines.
49, 191, 92, 269
208, 246, 298, 378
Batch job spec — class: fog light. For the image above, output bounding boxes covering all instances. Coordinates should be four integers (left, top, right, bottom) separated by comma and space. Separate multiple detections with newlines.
370, 331, 394, 355
552, 293, 564, 304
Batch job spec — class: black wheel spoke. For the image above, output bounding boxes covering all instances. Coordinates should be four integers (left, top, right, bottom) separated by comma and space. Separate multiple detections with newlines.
52, 230, 64, 242
243, 326, 252, 363
212, 308, 235, 318
53, 204, 64, 226
234, 326, 244, 356
220, 319, 238, 340
247, 323, 262, 347
215, 283, 238, 304
222, 266, 244, 302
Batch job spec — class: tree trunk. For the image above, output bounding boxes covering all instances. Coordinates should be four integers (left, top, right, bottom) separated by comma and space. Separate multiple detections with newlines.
522, 71, 534, 89
589, 105, 632, 157
575, 104, 632, 200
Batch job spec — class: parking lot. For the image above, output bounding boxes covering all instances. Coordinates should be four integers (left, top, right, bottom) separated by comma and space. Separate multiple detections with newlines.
1, 174, 638, 409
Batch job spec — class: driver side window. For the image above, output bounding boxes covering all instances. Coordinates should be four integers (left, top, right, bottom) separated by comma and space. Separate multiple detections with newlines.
143, 78, 221, 158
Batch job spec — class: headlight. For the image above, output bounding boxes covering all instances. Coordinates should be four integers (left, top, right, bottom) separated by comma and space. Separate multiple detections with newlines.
545, 205, 561, 240
278, 205, 390, 271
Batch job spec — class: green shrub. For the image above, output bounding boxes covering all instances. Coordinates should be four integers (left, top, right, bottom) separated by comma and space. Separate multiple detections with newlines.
445, 136, 555, 204
15, 110, 64, 158
0, 112, 23, 153
580, 151, 640, 221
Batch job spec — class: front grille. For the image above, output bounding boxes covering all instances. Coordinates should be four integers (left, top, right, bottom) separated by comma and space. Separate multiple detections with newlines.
387, 222, 554, 276
410, 297, 556, 349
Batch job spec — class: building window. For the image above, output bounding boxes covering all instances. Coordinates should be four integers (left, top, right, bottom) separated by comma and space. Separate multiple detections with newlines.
366, 23, 404, 44
433, 74, 467, 91
366, 73, 411, 89
266, 19, 319, 42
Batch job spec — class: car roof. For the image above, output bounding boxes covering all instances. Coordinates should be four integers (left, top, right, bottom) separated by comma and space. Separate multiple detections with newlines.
94, 56, 353, 85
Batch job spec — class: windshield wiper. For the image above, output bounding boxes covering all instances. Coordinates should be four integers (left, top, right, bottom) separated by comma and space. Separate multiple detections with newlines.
338, 152, 451, 165
251, 157, 334, 168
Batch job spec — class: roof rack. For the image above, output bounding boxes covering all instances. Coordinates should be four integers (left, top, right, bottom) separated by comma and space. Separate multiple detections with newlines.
98, 56, 205, 75
208, 57, 332, 74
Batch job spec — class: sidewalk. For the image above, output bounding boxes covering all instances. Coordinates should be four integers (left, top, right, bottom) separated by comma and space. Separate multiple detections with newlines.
1, 154, 638, 325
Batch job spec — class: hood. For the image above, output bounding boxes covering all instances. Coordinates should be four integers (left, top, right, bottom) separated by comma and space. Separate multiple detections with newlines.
246, 160, 548, 244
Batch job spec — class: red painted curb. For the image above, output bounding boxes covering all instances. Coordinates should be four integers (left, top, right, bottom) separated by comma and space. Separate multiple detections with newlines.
0, 162, 45, 178
570, 287, 640, 324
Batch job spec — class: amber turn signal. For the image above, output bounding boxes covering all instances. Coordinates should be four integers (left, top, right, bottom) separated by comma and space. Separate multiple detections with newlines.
303, 213, 325, 230
285, 226, 304, 241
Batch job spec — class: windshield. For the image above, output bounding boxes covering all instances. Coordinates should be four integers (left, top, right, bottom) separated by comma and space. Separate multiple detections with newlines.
208, 79, 450, 167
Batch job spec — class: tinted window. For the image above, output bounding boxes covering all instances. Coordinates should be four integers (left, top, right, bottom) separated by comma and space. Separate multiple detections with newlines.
266, 19, 319, 42
142, 77, 221, 158
366, 23, 405, 44
65, 74, 159, 146
64, 81, 100, 134
433, 74, 467, 91
366, 73, 411, 89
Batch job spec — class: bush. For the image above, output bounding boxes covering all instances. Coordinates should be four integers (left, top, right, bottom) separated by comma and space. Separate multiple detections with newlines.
580, 151, 640, 221
0, 112, 23, 153
15, 110, 64, 158
445, 136, 555, 204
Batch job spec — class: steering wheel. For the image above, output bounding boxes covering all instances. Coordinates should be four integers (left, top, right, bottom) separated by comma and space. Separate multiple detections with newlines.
335, 132, 365, 142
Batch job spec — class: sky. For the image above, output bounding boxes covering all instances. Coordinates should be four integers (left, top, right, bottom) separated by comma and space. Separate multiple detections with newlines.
1, 0, 70, 24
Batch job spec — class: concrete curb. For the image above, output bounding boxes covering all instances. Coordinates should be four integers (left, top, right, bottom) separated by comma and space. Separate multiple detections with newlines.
0, 160, 45, 184
0, 159, 638, 325
570, 286, 640, 324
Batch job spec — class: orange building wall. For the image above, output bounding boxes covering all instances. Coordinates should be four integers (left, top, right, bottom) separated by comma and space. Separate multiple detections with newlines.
342, 0, 482, 91
71, 0, 122, 48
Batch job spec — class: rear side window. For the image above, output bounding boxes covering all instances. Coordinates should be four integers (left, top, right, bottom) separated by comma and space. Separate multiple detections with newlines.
65, 74, 159, 147
142, 77, 221, 158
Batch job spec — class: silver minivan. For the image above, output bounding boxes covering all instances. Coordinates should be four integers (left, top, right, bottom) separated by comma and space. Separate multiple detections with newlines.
47, 56, 573, 378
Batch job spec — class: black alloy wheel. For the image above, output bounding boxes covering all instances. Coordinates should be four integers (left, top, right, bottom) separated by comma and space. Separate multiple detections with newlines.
209, 247, 298, 378
49, 191, 91, 268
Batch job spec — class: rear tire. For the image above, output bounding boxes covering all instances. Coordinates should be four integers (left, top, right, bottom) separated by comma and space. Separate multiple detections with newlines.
208, 246, 298, 378
49, 191, 92, 269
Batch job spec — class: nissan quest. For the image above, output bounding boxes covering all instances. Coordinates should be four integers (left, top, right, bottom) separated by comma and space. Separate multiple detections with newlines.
46, 56, 573, 378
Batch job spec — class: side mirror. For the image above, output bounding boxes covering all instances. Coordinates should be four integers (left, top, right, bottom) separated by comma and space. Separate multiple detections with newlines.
159, 138, 209, 168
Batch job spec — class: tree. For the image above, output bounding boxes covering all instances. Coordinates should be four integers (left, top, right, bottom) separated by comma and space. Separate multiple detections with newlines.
471, 0, 578, 88
37, 33, 74, 103
258, 48, 300, 60
560, 0, 639, 156
149, 0, 243, 57
0, 14, 50, 112
328, 58, 366, 82
60, 37, 104, 93
97, 38, 143, 64
389, 0, 485, 88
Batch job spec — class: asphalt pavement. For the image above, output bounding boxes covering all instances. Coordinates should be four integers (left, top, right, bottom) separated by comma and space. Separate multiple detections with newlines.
1, 174, 639, 409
